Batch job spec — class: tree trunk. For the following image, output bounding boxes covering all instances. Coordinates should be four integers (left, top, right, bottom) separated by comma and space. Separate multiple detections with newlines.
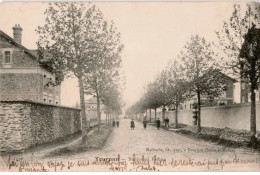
149, 108, 151, 122
78, 75, 88, 143
155, 108, 157, 121
162, 105, 166, 123
250, 85, 256, 135
175, 103, 178, 128
96, 95, 101, 132
197, 90, 201, 133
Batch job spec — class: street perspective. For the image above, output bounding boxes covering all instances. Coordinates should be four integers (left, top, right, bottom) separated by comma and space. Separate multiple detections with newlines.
1, 1, 260, 172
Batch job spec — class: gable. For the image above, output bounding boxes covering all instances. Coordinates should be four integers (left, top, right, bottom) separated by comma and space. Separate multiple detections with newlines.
0, 30, 50, 70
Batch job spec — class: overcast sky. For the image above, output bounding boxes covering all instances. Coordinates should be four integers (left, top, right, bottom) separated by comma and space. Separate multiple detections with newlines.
0, 2, 248, 108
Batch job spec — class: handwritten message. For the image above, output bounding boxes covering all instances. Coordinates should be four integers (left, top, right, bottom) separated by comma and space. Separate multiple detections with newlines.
4, 153, 259, 172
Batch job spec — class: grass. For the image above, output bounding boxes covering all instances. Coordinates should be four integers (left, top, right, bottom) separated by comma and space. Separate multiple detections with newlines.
44, 124, 112, 158
172, 124, 260, 150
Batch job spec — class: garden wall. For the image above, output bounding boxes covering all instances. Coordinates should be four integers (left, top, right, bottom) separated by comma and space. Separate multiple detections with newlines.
149, 103, 260, 131
0, 100, 81, 152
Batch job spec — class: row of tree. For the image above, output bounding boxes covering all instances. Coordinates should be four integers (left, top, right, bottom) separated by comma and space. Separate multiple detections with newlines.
126, 35, 227, 132
126, 3, 260, 136
36, 2, 124, 142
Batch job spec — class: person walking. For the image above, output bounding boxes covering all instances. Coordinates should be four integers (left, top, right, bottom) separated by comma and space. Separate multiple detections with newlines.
165, 117, 170, 128
143, 118, 147, 129
156, 118, 161, 130
130, 119, 135, 130
116, 121, 119, 127
112, 120, 116, 127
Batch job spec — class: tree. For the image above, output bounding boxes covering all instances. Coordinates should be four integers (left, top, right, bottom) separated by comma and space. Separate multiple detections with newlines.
180, 35, 226, 133
239, 26, 260, 135
167, 60, 189, 128
102, 83, 123, 122
216, 3, 260, 135
145, 82, 162, 121
83, 9, 123, 132
36, 2, 106, 142
153, 70, 171, 122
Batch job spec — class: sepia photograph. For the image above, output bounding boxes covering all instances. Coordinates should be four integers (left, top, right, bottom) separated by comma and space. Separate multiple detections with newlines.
0, 1, 260, 172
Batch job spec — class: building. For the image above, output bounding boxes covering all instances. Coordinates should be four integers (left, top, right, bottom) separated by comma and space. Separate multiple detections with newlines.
180, 71, 237, 109
85, 97, 106, 126
0, 24, 60, 104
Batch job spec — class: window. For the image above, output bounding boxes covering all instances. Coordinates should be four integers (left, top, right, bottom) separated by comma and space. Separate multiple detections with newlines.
2, 49, 12, 67
5, 51, 11, 63
48, 96, 53, 104
55, 96, 59, 105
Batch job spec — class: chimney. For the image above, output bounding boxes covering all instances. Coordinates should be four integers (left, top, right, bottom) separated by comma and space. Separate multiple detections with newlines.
12, 24, 23, 45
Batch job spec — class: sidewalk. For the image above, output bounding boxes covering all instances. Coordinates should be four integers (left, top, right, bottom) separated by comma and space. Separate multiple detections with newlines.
144, 120, 260, 150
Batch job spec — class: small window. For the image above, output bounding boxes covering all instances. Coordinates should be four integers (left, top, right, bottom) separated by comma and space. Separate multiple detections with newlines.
5, 51, 11, 63
43, 94, 47, 102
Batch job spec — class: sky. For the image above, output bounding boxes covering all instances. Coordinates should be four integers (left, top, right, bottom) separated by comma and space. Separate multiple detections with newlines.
0, 1, 249, 108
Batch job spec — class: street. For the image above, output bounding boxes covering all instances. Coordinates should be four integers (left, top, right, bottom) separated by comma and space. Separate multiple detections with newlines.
67, 119, 260, 171
1, 118, 260, 171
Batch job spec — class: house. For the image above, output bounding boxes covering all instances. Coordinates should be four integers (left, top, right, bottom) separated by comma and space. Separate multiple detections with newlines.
0, 24, 60, 104
85, 97, 106, 126
180, 70, 237, 109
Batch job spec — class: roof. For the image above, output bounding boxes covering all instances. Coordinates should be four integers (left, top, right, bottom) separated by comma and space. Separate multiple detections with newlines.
203, 69, 237, 83
0, 29, 50, 70
0, 30, 38, 59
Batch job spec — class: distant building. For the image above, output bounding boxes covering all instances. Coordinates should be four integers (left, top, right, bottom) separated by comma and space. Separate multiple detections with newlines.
180, 71, 237, 109
85, 97, 106, 126
0, 24, 60, 104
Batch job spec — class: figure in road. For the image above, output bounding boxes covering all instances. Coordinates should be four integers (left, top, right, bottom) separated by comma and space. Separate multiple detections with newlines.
156, 118, 161, 130
143, 118, 147, 129
130, 119, 135, 130
165, 117, 170, 128
116, 121, 119, 127
112, 120, 116, 127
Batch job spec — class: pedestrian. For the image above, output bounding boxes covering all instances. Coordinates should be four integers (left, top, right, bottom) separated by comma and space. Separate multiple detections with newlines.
130, 119, 135, 130
165, 117, 170, 128
112, 120, 116, 127
143, 118, 147, 129
156, 118, 161, 130
116, 121, 119, 127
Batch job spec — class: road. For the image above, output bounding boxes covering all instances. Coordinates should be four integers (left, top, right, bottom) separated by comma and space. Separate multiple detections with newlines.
70, 119, 260, 171
1, 118, 260, 171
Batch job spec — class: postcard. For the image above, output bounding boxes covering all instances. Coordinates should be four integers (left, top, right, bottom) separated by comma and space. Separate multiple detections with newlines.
0, 1, 260, 172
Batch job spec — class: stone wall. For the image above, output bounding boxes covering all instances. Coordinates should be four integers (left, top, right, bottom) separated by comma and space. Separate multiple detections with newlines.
148, 103, 260, 131
0, 100, 81, 152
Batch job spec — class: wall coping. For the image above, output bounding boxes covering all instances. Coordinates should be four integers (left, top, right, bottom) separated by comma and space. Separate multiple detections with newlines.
164, 102, 260, 112
0, 99, 81, 111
